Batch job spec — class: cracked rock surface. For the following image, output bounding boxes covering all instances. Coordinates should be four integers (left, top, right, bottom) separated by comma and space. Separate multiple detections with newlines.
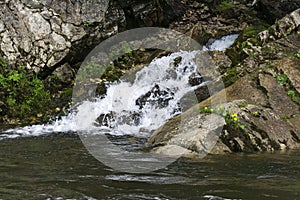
0, 0, 181, 75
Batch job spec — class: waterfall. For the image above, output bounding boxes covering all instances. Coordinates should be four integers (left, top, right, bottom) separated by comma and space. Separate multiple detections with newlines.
1, 34, 238, 140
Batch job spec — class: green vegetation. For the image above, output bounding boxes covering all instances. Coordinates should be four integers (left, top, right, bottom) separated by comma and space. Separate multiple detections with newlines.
252, 111, 260, 117
108, 42, 133, 61
238, 101, 250, 108
281, 114, 297, 121
103, 64, 122, 82
83, 22, 89, 27
199, 105, 246, 131
242, 27, 262, 38
241, 41, 248, 49
275, 73, 289, 86
237, 24, 269, 49
0, 65, 51, 119
274, 72, 300, 104
287, 90, 299, 104
217, 1, 234, 10
223, 66, 238, 87
294, 53, 300, 59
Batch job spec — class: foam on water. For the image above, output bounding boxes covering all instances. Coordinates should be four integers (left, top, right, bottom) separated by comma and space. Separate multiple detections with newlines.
2, 34, 238, 140
203, 34, 239, 51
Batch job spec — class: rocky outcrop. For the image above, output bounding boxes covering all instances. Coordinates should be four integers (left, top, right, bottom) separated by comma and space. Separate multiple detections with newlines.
170, 0, 264, 45
253, 0, 300, 24
0, 0, 183, 78
148, 9, 300, 156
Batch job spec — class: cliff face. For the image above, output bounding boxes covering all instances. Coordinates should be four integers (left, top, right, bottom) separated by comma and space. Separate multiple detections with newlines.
0, 0, 182, 76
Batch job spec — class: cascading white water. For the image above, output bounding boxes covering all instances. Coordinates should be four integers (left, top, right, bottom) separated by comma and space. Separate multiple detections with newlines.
1, 34, 239, 140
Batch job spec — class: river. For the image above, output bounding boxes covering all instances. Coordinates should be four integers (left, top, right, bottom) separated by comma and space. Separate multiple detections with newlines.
0, 132, 300, 199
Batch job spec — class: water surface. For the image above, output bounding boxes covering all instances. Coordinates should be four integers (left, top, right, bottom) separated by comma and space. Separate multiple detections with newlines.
0, 132, 299, 200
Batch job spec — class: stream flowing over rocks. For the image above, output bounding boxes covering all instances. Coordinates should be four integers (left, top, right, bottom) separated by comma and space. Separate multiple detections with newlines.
1, 0, 300, 156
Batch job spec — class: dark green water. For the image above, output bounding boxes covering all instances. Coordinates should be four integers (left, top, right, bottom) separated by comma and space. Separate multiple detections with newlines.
0, 132, 300, 200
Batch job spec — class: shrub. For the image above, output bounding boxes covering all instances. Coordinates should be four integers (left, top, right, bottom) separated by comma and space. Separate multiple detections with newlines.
0, 65, 51, 119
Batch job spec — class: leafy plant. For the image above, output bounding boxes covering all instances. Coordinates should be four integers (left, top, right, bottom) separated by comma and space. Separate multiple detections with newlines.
295, 53, 300, 59
273, 72, 300, 104
286, 30, 292, 36
0, 66, 51, 119
287, 90, 299, 104
83, 22, 89, 27
223, 66, 238, 87
275, 73, 288, 86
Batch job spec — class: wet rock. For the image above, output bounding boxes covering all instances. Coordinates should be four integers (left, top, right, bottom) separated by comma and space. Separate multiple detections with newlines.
136, 84, 175, 109
96, 111, 142, 127
97, 111, 115, 127
170, 56, 182, 68
95, 81, 107, 97
188, 72, 204, 86
194, 86, 211, 102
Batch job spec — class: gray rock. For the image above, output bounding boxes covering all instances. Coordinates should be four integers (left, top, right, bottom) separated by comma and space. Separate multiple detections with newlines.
27, 12, 51, 40
0, 0, 182, 76
148, 107, 226, 158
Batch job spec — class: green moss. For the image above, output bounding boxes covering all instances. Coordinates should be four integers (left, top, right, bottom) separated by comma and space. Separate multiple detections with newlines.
265, 64, 276, 70
241, 41, 248, 48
